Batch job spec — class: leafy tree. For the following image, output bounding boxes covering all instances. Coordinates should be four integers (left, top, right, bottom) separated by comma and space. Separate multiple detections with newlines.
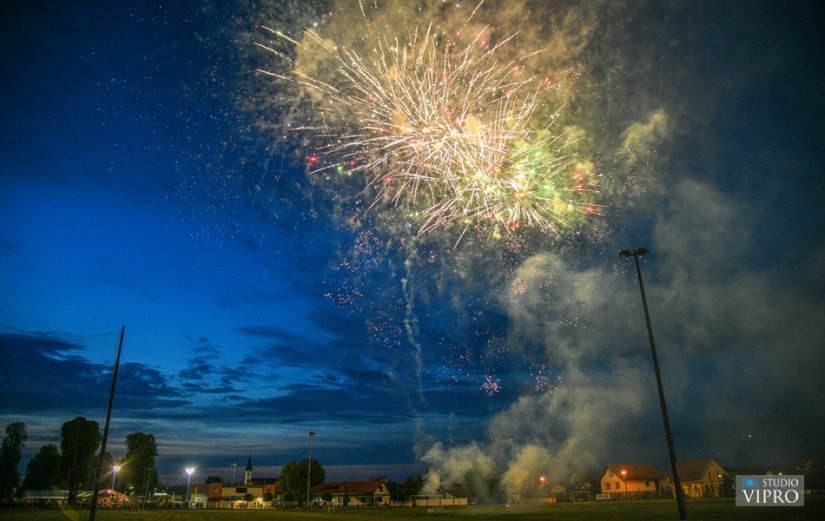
263, 492, 274, 502
60, 417, 100, 504
721, 475, 734, 498
803, 459, 825, 491
279, 459, 325, 505
0, 422, 28, 502
243, 492, 254, 502
385, 478, 400, 500
204, 475, 223, 484
123, 432, 159, 497
401, 474, 424, 498
22, 444, 62, 491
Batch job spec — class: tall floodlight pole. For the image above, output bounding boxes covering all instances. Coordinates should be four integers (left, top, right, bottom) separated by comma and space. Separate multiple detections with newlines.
619, 247, 687, 520
231, 462, 238, 484
111, 464, 121, 490
306, 431, 316, 508
89, 325, 125, 521
185, 467, 195, 506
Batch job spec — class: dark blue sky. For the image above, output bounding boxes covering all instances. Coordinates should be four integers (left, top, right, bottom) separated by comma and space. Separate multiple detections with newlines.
2, 0, 824, 489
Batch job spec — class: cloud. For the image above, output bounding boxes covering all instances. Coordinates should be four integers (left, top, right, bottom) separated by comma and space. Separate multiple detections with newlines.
0, 332, 111, 413
114, 363, 191, 410
179, 338, 221, 381
0, 332, 191, 416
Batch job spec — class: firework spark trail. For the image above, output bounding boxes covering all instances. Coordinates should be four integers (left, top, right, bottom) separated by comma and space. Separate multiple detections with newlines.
257, 3, 602, 240
401, 254, 425, 404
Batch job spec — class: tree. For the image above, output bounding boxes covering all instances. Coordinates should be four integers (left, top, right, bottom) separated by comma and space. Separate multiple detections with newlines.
22, 444, 62, 491
204, 475, 223, 484
263, 492, 274, 502
279, 459, 325, 505
60, 417, 100, 504
401, 474, 424, 498
123, 432, 158, 498
0, 422, 28, 502
243, 492, 254, 502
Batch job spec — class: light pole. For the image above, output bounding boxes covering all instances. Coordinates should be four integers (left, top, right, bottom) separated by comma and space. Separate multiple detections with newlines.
306, 431, 316, 508
185, 467, 195, 506
619, 247, 687, 519
111, 465, 121, 490
621, 469, 627, 499
231, 462, 238, 484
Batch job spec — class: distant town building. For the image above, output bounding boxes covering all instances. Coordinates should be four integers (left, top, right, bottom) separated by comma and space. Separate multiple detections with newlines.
600, 464, 666, 498
202, 480, 278, 509
672, 458, 729, 498
310, 480, 391, 506
193, 456, 279, 509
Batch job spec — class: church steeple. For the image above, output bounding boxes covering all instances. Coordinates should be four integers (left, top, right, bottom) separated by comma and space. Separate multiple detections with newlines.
244, 455, 253, 485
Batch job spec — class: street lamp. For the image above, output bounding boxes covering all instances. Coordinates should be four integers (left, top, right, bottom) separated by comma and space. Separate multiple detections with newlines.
306, 431, 316, 508
231, 462, 238, 484
111, 465, 121, 490
621, 469, 627, 499
619, 247, 687, 519
185, 467, 195, 506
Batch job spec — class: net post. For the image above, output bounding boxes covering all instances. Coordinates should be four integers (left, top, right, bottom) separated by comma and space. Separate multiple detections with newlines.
88, 325, 125, 521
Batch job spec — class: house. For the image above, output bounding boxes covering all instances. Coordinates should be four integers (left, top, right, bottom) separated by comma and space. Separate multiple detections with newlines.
674, 458, 729, 498
198, 456, 279, 508
20, 490, 70, 506
549, 483, 567, 499
600, 464, 666, 498
310, 480, 391, 506
203, 482, 278, 508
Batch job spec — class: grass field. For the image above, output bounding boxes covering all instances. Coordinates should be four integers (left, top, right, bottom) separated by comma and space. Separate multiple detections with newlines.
2, 499, 823, 521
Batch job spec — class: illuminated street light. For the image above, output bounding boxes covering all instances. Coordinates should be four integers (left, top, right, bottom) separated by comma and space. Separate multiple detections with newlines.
112, 464, 121, 490
231, 462, 238, 484
619, 247, 687, 519
185, 467, 195, 506
621, 469, 627, 499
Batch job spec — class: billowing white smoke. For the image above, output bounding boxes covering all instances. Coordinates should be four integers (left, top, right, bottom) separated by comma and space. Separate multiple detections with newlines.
421, 251, 654, 501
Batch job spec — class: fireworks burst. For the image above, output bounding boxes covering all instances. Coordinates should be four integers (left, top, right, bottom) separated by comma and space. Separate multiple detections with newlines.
480, 374, 502, 396
257, 1, 602, 240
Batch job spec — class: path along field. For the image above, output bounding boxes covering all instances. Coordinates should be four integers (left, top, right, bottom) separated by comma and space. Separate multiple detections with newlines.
2, 499, 824, 521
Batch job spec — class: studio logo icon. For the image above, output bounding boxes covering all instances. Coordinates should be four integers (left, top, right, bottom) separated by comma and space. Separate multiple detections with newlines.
736, 475, 804, 507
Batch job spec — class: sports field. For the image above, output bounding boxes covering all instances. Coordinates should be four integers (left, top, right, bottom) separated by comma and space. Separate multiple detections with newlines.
2, 499, 824, 521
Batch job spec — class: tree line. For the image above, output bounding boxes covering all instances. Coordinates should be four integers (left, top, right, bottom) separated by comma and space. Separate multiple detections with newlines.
0, 419, 159, 505
202, 459, 424, 506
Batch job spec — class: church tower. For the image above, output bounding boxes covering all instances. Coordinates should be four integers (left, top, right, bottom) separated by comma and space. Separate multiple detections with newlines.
245, 455, 253, 485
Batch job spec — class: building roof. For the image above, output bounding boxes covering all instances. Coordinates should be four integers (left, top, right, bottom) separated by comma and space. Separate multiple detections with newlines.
677, 458, 724, 482
310, 481, 387, 496
605, 464, 666, 481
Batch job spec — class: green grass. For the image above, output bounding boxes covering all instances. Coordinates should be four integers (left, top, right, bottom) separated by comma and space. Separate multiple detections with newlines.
2, 499, 824, 521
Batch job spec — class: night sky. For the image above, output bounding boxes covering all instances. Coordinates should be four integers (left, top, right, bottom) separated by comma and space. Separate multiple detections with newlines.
2, 0, 824, 490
